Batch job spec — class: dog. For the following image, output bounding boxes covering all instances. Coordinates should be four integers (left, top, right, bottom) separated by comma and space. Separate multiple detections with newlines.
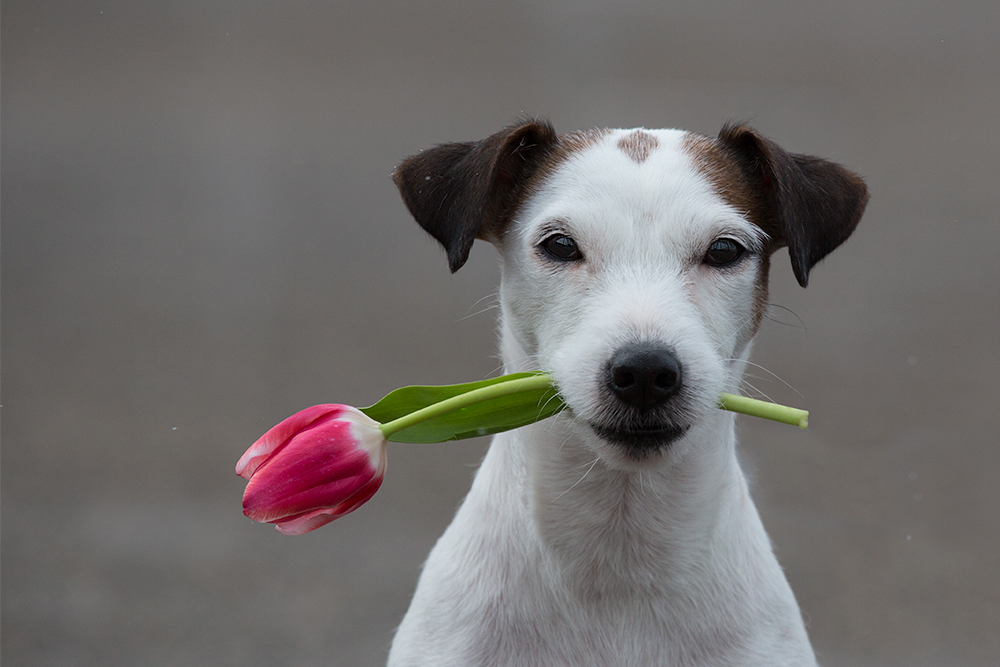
386, 120, 868, 666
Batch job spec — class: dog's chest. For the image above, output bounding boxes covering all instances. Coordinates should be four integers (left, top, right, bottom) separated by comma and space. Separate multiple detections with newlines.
388, 432, 815, 667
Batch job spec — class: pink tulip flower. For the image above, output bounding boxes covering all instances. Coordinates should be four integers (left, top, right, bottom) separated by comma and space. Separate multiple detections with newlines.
236, 373, 804, 536
236, 404, 387, 535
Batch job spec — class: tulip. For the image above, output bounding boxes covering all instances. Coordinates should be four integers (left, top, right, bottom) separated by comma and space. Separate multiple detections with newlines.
236, 405, 387, 535
236, 373, 807, 536
237, 373, 563, 535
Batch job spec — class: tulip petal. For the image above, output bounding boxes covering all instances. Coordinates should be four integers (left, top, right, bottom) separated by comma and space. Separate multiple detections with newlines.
272, 469, 384, 535
241, 421, 369, 518
236, 404, 347, 480
274, 510, 340, 535
237, 404, 387, 533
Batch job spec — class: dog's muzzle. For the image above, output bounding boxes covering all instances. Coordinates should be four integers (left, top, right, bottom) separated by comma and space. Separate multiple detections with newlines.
590, 343, 690, 454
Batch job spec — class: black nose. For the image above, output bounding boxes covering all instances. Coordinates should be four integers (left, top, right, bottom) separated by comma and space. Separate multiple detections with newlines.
605, 344, 683, 410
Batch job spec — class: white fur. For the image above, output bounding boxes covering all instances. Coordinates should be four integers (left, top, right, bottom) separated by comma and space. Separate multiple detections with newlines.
388, 130, 816, 666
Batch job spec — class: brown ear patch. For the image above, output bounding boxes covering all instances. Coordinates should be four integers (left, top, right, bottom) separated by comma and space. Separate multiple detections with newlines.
617, 130, 659, 164
683, 126, 868, 288
394, 123, 619, 272
393, 121, 561, 272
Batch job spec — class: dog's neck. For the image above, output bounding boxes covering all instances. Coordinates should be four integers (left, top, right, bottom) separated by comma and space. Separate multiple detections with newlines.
523, 421, 751, 599
496, 320, 761, 600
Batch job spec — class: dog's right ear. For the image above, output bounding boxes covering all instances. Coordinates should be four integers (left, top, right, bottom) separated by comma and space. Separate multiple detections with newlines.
393, 121, 558, 272
717, 124, 869, 287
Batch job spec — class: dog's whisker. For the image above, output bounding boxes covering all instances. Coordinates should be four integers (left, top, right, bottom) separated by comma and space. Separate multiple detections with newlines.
635, 470, 666, 503
536, 390, 564, 418
557, 421, 582, 452
646, 472, 665, 503
714, 312, 760, 366
555, 456, 601, 500
764, 302, 808, 331
738, 379, 779, 405
723, 359, 803, 398
724, 312, 756, 342
567, 457, 601, 472
541, 416, 576, 453
719, 310, 765, 355
458, 304, 500, 322
458, 292, 501, 322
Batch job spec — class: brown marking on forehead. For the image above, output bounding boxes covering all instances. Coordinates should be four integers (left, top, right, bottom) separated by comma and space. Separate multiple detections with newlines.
616, 130, 659, 163
500, 128, 611, 231
682, 131, 773, 339
681, 132, 763, 227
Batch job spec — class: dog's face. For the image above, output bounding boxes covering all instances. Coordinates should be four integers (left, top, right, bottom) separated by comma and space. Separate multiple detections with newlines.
394, 121, 867, 467
499, 129, 772, 463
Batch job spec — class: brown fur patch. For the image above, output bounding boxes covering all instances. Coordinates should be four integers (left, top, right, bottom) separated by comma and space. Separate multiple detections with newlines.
681, 133, 762, 227
506, 128, 612, 228
470, 127, 612, 249
707, 124, 869, 287
682, 131, 772, 336
616, 130, 659, 163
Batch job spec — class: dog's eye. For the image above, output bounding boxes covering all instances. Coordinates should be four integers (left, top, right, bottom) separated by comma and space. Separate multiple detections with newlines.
540, 234, 584, 262
703, 238, 745, 267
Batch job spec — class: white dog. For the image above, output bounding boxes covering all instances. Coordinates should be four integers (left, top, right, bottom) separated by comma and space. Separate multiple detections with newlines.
387, 121, 867, 666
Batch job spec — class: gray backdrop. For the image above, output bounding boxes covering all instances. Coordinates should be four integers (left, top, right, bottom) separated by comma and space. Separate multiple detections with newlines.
3, 1, 998, 665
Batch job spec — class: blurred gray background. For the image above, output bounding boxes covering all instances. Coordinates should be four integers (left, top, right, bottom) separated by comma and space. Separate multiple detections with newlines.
3, 1, 998, 665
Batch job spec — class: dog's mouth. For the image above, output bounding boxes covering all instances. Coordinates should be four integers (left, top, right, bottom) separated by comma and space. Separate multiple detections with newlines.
589, 421, 689, 455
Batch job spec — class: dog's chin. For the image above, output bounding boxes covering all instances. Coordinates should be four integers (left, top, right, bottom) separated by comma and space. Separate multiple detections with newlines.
589, 422, 690, 460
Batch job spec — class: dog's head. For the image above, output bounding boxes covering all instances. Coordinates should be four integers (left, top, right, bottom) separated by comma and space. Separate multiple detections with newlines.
394, 121, 867, 466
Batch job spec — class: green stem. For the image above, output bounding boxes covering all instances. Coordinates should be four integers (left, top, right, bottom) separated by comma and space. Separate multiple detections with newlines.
378, 373, 556, 438
718, 392, 809, 429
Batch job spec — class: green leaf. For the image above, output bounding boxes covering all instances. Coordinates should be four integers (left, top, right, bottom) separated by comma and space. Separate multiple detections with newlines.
360, 373, 566, 443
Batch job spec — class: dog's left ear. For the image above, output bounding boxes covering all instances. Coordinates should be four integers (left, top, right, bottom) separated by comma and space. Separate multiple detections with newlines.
718, 125, 869, 287
393, 121, 558, 272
